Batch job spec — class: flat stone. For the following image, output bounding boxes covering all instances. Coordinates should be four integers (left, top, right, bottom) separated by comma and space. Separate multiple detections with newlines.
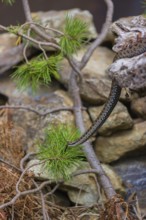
32, 8, 97, 40
95, 121, 146, 163
27, 160, 124, 205
0, 33, 18, 53
89, 101, 133, 136
131, 96, 146, 119
0, 33, 35, 74
59, 46, 116, 104
0, 76, 91, 152
112, 156, 146, 215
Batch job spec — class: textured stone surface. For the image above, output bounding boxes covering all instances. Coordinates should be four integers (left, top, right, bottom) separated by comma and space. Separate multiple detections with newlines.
112, 156, 146, 215
28, 160, 124, 205
95, 121, 146, 163
131, 96, 146, 119
0, 33, 35, 74
0, 33, 18, 53
0, 76, 91, 152
89, 101, 133, 136
32, 8, 97, 40
59, 46, 115, 104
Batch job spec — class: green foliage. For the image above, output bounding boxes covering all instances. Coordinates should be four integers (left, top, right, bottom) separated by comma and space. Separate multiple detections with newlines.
38, 125, 84, 181
1, 0, 15, 5
9, 15, 89, 92
8, 25, 21, 35
142, 0, 146, 14
12, 54, 62, 91
59, 16, 89, 55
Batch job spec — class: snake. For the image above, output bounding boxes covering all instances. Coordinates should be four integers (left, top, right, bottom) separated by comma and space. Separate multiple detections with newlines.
68, 23, 146, 147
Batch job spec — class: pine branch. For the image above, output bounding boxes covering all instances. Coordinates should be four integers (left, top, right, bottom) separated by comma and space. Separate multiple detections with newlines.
38, 125, 84, 180
12, 54, 62, 91
59, 16, 89, 56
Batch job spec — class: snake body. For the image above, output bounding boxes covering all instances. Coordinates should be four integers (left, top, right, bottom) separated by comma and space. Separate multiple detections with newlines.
68, 80, 121, 146
68, 28, 146, 147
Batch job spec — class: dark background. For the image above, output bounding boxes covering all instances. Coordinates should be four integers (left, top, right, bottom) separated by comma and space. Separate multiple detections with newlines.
0, 0, 143, 32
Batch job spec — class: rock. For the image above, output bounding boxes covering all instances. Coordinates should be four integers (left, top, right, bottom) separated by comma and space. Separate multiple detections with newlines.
102, 164, 125, 195
112, 156, 146, 215
32, 8, 97, 40
0, 33, 18, 53
65, 163, 125, 205
11, 89, 75, 152
0, 76, 91, 152
131, 97, 146, 119
95, 121, 146, 163
108, 52, 146, 91
89, 101, 133, 136
27, 160, 124, 206
0, 33, 35, 74
59, 46, 115, 104
34, 90, 91, 143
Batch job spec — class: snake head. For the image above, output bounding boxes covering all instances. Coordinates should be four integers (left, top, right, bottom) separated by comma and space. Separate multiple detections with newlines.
111, 16, 146, 58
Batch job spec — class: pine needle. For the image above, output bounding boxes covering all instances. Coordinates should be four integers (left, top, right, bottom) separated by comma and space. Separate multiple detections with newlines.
37, 125, 84, 181
8, 25, 21, 35
12, 54, 62, 92
59, 15, 89, 55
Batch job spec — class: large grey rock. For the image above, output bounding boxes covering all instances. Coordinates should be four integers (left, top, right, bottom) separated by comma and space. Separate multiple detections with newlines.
131, 96, 146, 119
59, 46, 116, 104
89, 101, 133, 136
0, 76, 91, 152
27, 160, 124, 205
0, 33, 35, 74
95, 121, 146, 163
112, 156, 146, 215
0, 33, 18, 54
32, 8, 97, 40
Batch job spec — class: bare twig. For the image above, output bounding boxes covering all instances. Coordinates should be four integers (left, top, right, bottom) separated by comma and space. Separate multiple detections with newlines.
80, 0, 114, 69
0, 24, 8, 32
18, 30, 60, 50
21, 0, 55, 43
21, 0, 32, 21
32, 180, 49, 220
0, 158, 21, 172
19, 21, 64, 36
0, 105, 79, 116
11, 204, 15, 220
66, 55, 82, 78
0, 24, 60, 50
0, 180, 51, 209
0, 105, 43, 115
44, 182, 61, 198
16, 160, 46, 193
20, 152, 36, 171
69, 70, 116, 199
65, 0, 116, 200
23, 28, 31, 63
